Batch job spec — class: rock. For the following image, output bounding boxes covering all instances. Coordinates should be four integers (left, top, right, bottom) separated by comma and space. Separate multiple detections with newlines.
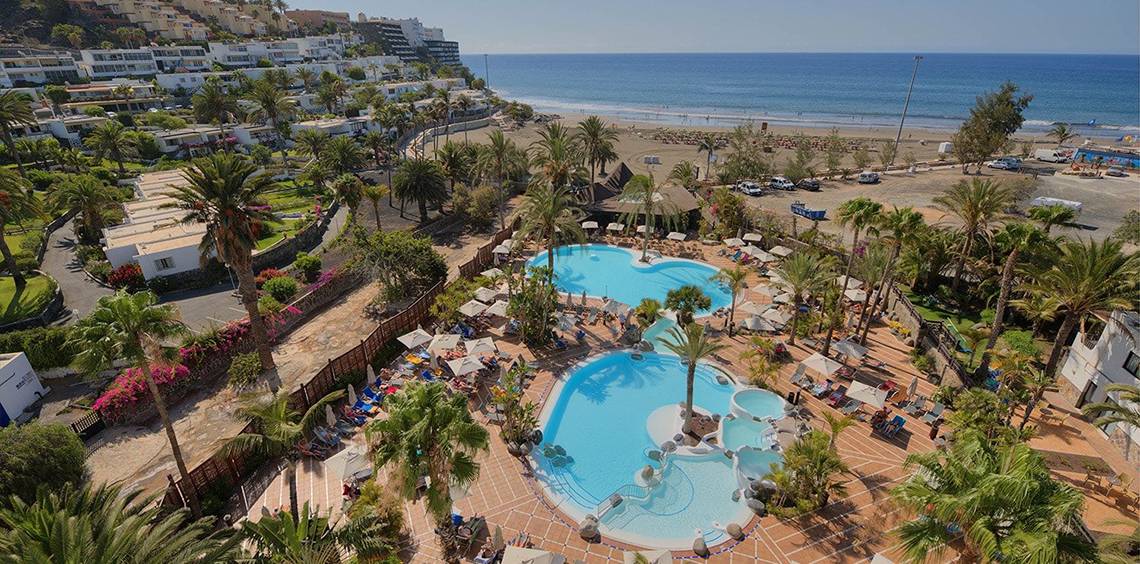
746, 498, 767, 516
693, 536, 709, 557
554, 445, 567, 456
716, 375, 729, 385
641, 465, 655, 480
647, 449, 663, 461
731, 490, 741, 502
530, 429, 543, 444
711, 413, 721, 423
661, 440, 676, 452
726, 523, 745, 540
578, 518, 599, 540
674, 433, 685, 443
506, 443, 522, 456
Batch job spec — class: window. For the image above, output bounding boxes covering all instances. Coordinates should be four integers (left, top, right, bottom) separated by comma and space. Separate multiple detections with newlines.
1125, 351, 1140, 378
154, 257, 175, 271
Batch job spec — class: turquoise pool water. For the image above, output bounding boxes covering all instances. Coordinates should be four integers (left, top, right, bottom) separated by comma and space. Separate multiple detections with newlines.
535, 351, 747, 547
721, 416, 777, 452
736, 448, 785, 482
527, 244, 732, 312
733, 389, 787, 420
640, 317, 678, 346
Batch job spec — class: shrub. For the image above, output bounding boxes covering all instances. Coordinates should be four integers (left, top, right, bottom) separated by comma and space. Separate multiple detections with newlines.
93, 364, 191, 423
465, 185, 499, 229
86, 261, 112, 281
0, 423, 87, 503
1001, 330, 1040, 356
25, 169, 58, 192
345, 66, 366, 81
83, 105, 107, 117
262, 275, 298, 303
257, 294, 282, 315
13, 254, 38, 274
292, 252, 321, 282
255, 268, 287, 287
227, 352, 262, 388
106, 263, 145, 290
0, 327, 75, 369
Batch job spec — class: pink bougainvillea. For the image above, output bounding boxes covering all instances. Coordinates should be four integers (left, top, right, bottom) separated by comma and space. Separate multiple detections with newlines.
92, 364, 190, 422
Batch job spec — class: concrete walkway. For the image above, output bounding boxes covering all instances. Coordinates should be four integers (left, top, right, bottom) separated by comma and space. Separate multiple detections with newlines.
40, 222, 112, 320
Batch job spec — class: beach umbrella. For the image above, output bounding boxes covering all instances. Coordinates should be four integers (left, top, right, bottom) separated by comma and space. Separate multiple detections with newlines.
906, 376, 919, 400
481, 267, 503, 278
397, 328, 432, 349
801, 352, 844, 377
844, 288, 868, 302
666, 231, 687, 241
602, 299, 630, 316
624, 550, 673, 564
581, 220, 599, 229
723, 237, 745, 247
326, 445, 371, 481
833, 339, 868, 360
492, 526, 505, 551
761, 308, 791, 326
366, 364, 377, 386
743, 233, 764, 243
870, 555, 895, 564
465, 337, 497, 355
772, 292, 793, 304
492, 244, 511, 255
741, 244, 764, 257
346, 385, 357, 406
738, 301, 769, 316
636, 225, 648, 234
474, 286, 499, 303
459, 299, 488, 317
485, 299, 509, 317
767, 272, 785, 285
324, 404, 337, 427
836, 276, 863, 289
502, 546, 564, 564
752, 250, 777, 263
770, 245, 794, 257
447, 355, 485, 377
606, 222, 625, 232
428, 333, 461, 353
581, 290, 588, 306
556, 312, 578, 330
752, 284, 778, 298
739, 316, 777, 332
846, 381, 887, 409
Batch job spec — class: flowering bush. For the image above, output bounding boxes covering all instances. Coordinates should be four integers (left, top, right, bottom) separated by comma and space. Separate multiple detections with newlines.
307, 267, 338, 292
92, 364, 191, 423
106, 263, 145, 290
255, 268, 287, 287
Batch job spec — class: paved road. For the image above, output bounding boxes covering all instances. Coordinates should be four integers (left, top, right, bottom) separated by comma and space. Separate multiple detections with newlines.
40, 222, 113, 321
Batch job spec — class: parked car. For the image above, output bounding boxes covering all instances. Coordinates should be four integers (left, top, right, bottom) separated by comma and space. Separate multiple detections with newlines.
768, 176, 795, 190
796, 178, 821, 191
987, 157, 1022, 170
1034, 149, 1068, 163
857, 171, 880, 184
735, 181, 764, 196
1105, 166, 1128, 177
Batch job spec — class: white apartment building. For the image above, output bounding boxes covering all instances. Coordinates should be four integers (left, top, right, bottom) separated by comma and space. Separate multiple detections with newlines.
152, 126, 224, 156
90, 0, 209, 41
78, 48, 159, 79
230, 123, 275, 147
1059, 310, 1140, 459
292, 116, 379, 137
60, 79, 163, 113
0, 352, 45, 427
12, 114, 110, 146
102, 170, 209, 280
208, 40, 303, 67
149, 45, 211, 73
0, 48, 82, 87
294, 35, 349, 60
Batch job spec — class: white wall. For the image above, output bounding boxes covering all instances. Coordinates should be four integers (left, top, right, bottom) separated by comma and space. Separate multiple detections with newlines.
137, 245, 203, 280
0, 353, 44, 427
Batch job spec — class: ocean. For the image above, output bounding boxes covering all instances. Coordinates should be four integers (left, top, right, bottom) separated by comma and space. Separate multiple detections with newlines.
461, 53, 1140, 136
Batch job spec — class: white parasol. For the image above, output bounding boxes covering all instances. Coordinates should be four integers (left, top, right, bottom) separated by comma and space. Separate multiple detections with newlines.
581, 220, 599, 229
502, 546, 565, 564
801, 352, 844, 377
846, 381, 887, 409
481, 267, 503, 278
602, 299, 630, 316
741, 244, 765, 257
366, 364, 377, 386
738, 301, 770, 316
397, 328, 432, 349
770, 245, 794, 257
833, 339, 868, 360
492, 244, 511, 255
636, 225, 649, 233
464, 337, 497, 356
325, 445, 372, 481
739, 316, 777, 332
346, 384, 357, 406
836, 276, 863, 289
666, 231, 687, 241
428, 333, 461, 353
484, 300, 509, 317
459, 299, 488, 317
606, 222, 625, 232
752, 284, 778, 298
556, 312, 578, 331
772, 292, 794, 304
447, 355, 485, 377
844, 288, 868, 302
743, 232, 764, 242
474, 286, 499, 303
723, 237, 745, 247
324, 404, 338, 427
762, 308, 792, 326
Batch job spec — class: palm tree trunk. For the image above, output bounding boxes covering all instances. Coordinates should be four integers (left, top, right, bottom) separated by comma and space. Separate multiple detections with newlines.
372, 201, 382, 230
704, 153, 711, 180
826, 232, 860, 355
683, 365, 695, 432
0, 229, 24, 287
418, 198, 428, 222
234, 255, 278, 380
788, 300, 800, 345
140, 362, 201, 517
974, 249, 1019, 379
2, 129, 25, 177
727, 292, 737, 337
950, 237, 973, 295
859, 244, 900, 345
1043, 312, 1079, 382
285, 458, 299, 516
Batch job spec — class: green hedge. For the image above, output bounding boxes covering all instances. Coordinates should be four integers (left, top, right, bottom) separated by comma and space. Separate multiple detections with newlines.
0, 327, 75, 369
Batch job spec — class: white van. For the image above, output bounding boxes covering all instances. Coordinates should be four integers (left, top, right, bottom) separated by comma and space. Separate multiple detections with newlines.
1034, 149, 1068, 163
857, 171, 880, 184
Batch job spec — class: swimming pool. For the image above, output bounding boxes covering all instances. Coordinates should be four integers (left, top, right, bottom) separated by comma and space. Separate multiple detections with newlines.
534, 351, 782, 549
527, 244, 732, 312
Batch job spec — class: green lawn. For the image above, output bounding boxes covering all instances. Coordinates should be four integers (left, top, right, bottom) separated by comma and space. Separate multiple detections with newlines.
0, 274, 56, 324
265, 181, 322, 215
255, 219, 303, 250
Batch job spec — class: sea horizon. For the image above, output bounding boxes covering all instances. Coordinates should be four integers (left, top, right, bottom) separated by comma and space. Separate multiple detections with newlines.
462, 52, 1140, 136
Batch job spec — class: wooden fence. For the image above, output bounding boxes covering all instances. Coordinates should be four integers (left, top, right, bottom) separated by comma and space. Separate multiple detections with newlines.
162, 222, 516, 512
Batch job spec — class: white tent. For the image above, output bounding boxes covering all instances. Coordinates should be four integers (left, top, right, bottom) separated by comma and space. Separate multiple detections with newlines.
846, 381, 887, 409
752, 284, 778, 298
739, 316, 777, 332
459, 299, 488, 317
492, 244, 511, 255
502, 546, 566, 564
666, 231, 687, 241
772, 292, 794, 304
447, 355, 486, 377
325, 445, 372, 481
428, 333, 461, 353
636, 225, 649, 233
762, 308, 791, 326
723, 237, 745, 247
484, 300, 510, 317
624, 550, 673, 564
738, 301, 770, 316
465, 337, 497, 355
743, 232, 764, 242
481, 267, 503, 278
844, 288, 868, 302
581, 220, 599, 229
833, 338, 869, 360
397, 328, 433, 349
606, 222, 625, 232
836, 276, 863, 289
801, 352, 844, 377
770, 245, 794, 257
474, 287, 500, 303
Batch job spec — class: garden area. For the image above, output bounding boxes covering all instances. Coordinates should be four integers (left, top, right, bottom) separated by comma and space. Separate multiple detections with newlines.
0, 274, 57, 325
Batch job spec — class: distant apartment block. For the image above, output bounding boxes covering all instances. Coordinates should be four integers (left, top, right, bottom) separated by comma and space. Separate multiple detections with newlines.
60, 79, 163, 113
175, 0, 298, 36
10, 114, 110, 147
353, 15, 460, 65
0, 48, 82, 87
88, 0, 209, 41
149, 45, 211, 73
78, 48, 159, 80
286, 9, 350, 29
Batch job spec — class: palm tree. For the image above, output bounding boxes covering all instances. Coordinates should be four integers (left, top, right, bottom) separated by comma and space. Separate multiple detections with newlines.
246, 80, 296, 164
1035, 238, 1138, 388
0, 170, 40, 286
661, 323, 725, 434
191, 79, 237, 149
712, 266, 749, 337
224, 389, 342, 516
360, 129, 390, 171
1028, 204, 1077, 233
69, 291, 200, 516
0, 91, 35, 177
821, 411, 856, 450
320, 135, 365, 177
619, 174, 681, 262
892, 429, 1094, 564
435, 140, 470, 191
367, 381, 489, 523
86, 121, 137, 174
832, 197, 883, 352
774, 431, 850, 509
634, 297, 663, 329
295, 67, 316, 93
696, 133, 717, 180
576, 115, 619, 190
0, 483, 237, 562
49, 174, 115, 242
1096, 519, 1140, 564
330, 173, 363, 223
475, 130, 525, 228
973, 222, 1050, 379
932, 178, 1013, 294
668, 160, 699, 190
164, 153, 280, 377
850, 243, 889, 341
860, 206, 925, 344
530, 128, 585, 191
772, 253, 835, 345
665, 285, 712, 327
392, 157, 449, 222
239, 502, 392, 562
515, 183, 585, 276
1010, 291, 1063, 338
1048, 123, 1078, 146
293, 129, 329, 161
299, 161, 332, 193
361, 183, 389, 230
455, 94, 473, 144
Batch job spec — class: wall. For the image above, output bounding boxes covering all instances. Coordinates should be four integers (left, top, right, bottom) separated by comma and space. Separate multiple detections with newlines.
0, 281, 65, 333
0, 353, 44, 427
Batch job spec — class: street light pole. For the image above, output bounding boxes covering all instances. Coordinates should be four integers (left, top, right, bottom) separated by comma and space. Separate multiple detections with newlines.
890, 55, 923, 168
484, 54, 490, 88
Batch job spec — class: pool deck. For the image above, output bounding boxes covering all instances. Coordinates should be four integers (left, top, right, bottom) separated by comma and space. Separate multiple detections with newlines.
245, 238, 1139, 562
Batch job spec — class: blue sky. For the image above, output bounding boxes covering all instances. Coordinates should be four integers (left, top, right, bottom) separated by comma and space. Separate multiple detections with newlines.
295, 0, 1140, 55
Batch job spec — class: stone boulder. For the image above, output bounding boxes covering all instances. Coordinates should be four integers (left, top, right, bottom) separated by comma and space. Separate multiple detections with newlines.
693, 536, 709, 557
726, 522, 745, 540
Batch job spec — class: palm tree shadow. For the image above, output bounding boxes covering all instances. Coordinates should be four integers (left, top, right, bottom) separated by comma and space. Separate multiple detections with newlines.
4, 282, 25, 320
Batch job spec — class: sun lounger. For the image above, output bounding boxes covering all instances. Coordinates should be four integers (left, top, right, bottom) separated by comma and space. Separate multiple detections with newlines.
922, 402, 945, 424
811, 380, 833, 397
789, 365, 808, 388
827, 386, 848, 407
839, 399, 862, 416
903, 397, 927, 416
883, 416, 906, 438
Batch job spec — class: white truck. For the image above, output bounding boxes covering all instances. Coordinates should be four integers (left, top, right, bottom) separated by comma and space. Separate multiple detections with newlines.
1034, 149, 1068, 163
1029, 196, 1082, 213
